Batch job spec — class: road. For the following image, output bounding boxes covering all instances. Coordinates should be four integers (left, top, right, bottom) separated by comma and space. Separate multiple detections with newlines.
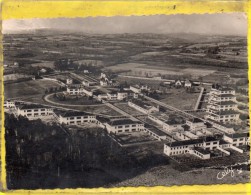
15, 99, 114, 117
44, 93, 103, 107
103, 101, 140, 121
141, 94, 235, 134
142, 94, 196, 120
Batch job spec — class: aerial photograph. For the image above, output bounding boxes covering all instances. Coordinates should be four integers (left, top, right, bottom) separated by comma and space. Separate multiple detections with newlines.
2, 13, 250, 189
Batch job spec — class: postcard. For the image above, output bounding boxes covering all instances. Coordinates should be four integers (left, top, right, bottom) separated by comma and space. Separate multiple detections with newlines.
0, 1, 250, 194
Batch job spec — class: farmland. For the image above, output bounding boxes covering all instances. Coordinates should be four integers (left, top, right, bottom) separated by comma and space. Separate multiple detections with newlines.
3, 33, 247, 82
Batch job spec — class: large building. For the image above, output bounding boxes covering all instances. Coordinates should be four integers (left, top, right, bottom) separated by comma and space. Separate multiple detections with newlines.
186, 118, 207, 131
107, 91, 118, 100
164, 137, 221, 159
16, 104, 53, 118
66, 86, 93, 96
104, 118, 144, 134
4, 100, 16, 109
205, 84, 239, 123
117, 90, 128, 101
128, 99, 159, 114
53, 110, 96, 125
223, 132, 250, 147
130, 85, 149, 94
148, 113, 184, 133
82, 77, 98, 87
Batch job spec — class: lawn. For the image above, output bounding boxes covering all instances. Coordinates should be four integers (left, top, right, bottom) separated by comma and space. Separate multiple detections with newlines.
158, 88, 201, 110
4, 79, 61, 99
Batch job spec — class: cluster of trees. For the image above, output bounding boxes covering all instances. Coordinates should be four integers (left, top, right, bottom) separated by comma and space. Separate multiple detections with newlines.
45, 86, 66, 94
205, 46, 221, 55
5, 113, 167, 189
54, 59, 103, 75
53, 93, 66, 101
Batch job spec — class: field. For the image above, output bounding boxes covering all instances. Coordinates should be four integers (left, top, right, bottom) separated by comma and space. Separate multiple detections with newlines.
159, 88, 201, 110
4, 34, 248, 83
4, 79, 61, 100
116, 65, 216, 78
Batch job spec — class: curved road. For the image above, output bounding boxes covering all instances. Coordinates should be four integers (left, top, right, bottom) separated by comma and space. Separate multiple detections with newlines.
43, 93, 102, 107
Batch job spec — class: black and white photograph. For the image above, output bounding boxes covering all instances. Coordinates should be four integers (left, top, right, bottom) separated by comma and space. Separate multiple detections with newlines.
2, 13, 250, 189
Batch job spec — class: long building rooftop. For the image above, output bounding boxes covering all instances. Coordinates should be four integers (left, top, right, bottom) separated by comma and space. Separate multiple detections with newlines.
220, 94, 235, 98
187, 117, 204, 123
130, 99, 154, 110
214, 101, 237, 105
194, 147, 211, 155
107, 119, 142, 126
165, 136, 219, 147
225, 132, 249, 139
145, 124, 167, 136
214, 110, 239, 116
17, 104, 51, 110
54, 109, 93, 117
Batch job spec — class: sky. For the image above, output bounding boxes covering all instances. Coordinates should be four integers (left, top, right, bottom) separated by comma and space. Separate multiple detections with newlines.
3, 13, 247, 36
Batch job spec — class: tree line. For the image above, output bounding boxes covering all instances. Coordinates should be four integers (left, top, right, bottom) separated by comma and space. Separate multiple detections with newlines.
5, 113, 168, 189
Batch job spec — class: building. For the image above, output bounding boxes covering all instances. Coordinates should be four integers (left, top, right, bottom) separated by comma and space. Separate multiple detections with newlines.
174, 80, 182, 87
66, 86, 93, 96
205, 85, 239, 123
223, 132, 250, 147
100, 73, 116, 86
176, 131, 199, 141
16, 104, 53, 118
95, 116, 110, 128
105, 119, 144, 134
163, 137, 220, 159
97, 94, 108, 101
100, 73, 107, 79
100, 78, 109, 86
79, 74, 98, 87
186, 118, 207, 131
81, 87, 94, 97
184, 79, 194, 88
144, 125, 168, 141
130, 85, 149, 94
123, 89, 138, 99
66, 86, 84, 95
117, 91, 128, 100
148, 113, 185, 133
40, 68, 47, 73
54, 110, 96, 125
66, 78, 73, 85
163, 119, 184, 133
128, 99, 159, 114
107, 91, 118, 100
4, 100, 16, 109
